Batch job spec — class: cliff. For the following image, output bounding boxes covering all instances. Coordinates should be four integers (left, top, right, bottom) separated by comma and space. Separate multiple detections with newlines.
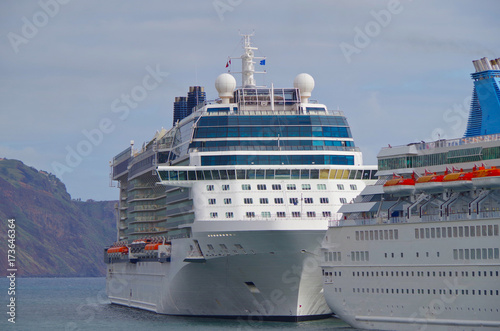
0, 158, 117, 277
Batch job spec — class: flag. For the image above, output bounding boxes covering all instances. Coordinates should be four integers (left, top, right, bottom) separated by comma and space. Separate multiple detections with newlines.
260, 59, 265, 65
225, 59, 231, 68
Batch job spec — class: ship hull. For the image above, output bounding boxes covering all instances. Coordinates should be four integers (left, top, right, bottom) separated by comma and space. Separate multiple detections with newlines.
106, 228, 331, 321
322, 218, 500, 330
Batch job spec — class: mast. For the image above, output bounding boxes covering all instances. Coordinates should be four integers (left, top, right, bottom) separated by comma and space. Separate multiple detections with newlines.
228, 33, 266, 88
241, 33, 257, 87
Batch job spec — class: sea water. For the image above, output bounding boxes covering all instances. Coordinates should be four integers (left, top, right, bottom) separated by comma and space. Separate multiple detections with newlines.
0, 277, 355, 330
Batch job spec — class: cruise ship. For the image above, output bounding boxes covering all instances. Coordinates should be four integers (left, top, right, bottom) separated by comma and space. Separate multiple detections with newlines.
321, 57, 500, 330
104, 34, 377, 321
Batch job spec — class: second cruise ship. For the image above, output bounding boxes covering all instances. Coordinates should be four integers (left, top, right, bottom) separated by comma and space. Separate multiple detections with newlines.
321, 57, 500, 330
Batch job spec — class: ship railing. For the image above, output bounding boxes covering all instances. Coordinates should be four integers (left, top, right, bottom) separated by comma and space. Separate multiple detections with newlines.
328, 110, 345, 116
478, 210, 500, 219
388, 216, 408, 224
129, 205, 163, 212
157, 142, 174, 150
194, 99, 219, 112
334, 218, 381, 227
129, 227, 168, 234
131, 216, 161, 222
127, 182, 156, 190
448, 213, 468, 221
385, 133, 500, 152
128, 193, 157, 200
442, 211, 500, 221
328, 219, 340, 227
335, 210, 500, 227
113, 147, 132, 164
421, 215, 441, 222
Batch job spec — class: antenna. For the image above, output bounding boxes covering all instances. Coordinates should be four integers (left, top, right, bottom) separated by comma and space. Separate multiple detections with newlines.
229, 33, 266, 88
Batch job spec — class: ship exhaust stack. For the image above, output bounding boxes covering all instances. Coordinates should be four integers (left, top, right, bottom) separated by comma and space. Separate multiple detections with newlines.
464, 57, 500, 137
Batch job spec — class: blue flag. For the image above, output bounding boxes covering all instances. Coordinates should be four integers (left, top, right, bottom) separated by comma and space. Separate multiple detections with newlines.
260, 59, 266, 65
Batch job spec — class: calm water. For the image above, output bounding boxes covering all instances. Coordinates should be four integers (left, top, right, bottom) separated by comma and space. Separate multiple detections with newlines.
1, 277, 355, 331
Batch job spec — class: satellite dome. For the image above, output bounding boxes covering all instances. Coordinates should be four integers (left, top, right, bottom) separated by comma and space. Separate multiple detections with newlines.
215, 73, 236, 99
294, 73, 315, 102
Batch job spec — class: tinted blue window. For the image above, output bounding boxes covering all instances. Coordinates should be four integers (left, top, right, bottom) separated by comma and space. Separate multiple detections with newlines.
189, 139, 355, 149
201, 155, 354, 166
193, 116, 352, 138
216, 127, 227, 138
207, 107, 230, 112
197, 115, 349, 127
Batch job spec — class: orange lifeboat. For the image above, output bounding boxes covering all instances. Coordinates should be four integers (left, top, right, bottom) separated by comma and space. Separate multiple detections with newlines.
118, 246, 129, 254
415, 173, 445, 193
472, 166, 500, 188
107, 246, 128, 254
145, 243, 160, 251
383, 175, 415, 196
442, 170, 474, 191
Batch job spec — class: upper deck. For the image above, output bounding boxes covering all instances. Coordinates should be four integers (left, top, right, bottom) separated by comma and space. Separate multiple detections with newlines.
377, 133, 500, 176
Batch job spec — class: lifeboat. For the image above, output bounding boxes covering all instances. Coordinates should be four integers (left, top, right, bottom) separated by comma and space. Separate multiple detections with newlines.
415, 173, 445, 193
383, 175, 415, 196
145, 243, 160, 251
442, 171, 474, 191
472, 166, 500, 188
107, 246, 128, 254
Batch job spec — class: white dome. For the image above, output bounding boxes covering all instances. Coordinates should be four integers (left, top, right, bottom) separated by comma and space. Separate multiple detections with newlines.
215, 73, 236, 98
293, 73, 315, 98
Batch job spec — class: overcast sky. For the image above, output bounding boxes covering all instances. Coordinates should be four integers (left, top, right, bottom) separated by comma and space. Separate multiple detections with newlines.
1, 0, 499, 201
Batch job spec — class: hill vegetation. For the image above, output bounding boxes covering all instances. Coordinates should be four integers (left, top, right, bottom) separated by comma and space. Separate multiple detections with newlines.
0, 158, 117, 277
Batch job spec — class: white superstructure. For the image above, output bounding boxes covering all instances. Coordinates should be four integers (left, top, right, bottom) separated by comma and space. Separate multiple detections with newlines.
105, 34, 376, 321
321, 135, 500, 329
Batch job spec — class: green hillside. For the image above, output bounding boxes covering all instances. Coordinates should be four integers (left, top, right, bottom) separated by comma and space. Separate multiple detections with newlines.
0, 158, 117, 277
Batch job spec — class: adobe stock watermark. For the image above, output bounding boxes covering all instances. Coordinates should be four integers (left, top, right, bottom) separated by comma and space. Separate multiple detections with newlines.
421, 95, 471, 143
213, 0, 244, 21
7, 0, 73, 54
51, 65, 169, 179
65, 274, 128, 331
236, 235, 326, 330
407, 277, 467, 331
339, 0, 409, 64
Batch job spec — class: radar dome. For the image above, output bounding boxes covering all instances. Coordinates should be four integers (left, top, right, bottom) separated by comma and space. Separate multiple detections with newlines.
293, 73, 315, 103
215, 73, 236, 103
